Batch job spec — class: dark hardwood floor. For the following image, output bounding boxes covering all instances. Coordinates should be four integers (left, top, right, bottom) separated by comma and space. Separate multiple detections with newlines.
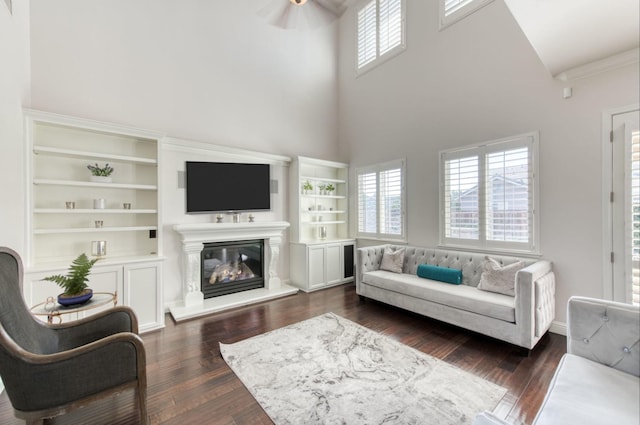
0, 283, 566, 425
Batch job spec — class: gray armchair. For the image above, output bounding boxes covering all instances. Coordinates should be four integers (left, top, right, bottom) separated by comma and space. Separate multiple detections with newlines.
0, 247, 148, 425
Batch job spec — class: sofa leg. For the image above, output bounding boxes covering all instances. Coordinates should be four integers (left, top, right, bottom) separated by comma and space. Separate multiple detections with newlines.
517, 347, 531, 357
359, 295, 366, 303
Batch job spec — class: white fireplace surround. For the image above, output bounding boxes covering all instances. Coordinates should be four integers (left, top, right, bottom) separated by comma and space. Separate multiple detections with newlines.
170, 221, 298, 321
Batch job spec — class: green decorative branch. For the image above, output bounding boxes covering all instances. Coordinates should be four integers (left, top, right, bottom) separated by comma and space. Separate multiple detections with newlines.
87, 163, 114, 177
43, 253, 98, 296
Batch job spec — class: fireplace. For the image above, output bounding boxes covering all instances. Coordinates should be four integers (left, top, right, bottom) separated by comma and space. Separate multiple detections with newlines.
171, 221, 297, 322
201, 239, 264, 298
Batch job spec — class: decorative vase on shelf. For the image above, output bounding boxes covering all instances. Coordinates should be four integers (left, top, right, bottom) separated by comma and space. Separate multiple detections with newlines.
58, 289, 93, 306
87, 163, 114, 183
90, 175, 112, 183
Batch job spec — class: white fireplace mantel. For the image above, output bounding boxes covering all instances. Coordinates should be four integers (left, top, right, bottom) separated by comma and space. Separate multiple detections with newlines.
170, 221, 298, 321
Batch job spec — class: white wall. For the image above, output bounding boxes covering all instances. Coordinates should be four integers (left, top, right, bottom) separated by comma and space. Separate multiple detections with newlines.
0, 0, 30, 255
337, 0, 639, 326
28, 0, 339, 160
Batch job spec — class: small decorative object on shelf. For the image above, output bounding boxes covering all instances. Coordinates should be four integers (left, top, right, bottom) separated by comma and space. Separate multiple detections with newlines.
318, 183, 326, 195
318, 226, 327, 240
248, 214, 255, 222
65, 201, 75, 209
302, 180, 313, 195
91, 240, 107, 257
93, 198, 106, 209
87, 162, 114, 183
233, 213, 240, 223
325, 183, 335, 195
122, 202, 131, 209
216, 214, 224, 223
94, 220, 103, 228
42, 253, 98, 306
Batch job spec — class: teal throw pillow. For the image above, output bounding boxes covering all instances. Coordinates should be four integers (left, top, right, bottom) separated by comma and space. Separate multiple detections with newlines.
416, 264, 462, 285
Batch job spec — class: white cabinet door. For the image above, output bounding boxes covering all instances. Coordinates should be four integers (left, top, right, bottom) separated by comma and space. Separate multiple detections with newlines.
124, 261, 164, 332
325, 244, 342, 284
308, 245, 326, 288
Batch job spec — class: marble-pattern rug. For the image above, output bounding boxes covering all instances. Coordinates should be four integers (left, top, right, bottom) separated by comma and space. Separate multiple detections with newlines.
220, 312, 507, 425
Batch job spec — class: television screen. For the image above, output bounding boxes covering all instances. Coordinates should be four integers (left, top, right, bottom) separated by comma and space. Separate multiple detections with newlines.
185, 161, 271, 213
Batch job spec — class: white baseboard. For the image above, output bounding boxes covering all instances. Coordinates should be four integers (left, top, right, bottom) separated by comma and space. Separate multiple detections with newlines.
549, 320, 567, 336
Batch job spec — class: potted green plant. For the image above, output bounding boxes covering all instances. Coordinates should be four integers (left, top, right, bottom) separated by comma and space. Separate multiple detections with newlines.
87, 163, 114, 183
325, 183, 335, 195
302, 180, 313, 195
43, 253, 99, 306
318, 183, 326, 195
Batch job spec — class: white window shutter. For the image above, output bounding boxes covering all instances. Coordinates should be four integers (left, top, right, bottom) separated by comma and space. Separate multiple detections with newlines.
357, 0, 377, 69
443, 155, 479, 240
379, 0, 403, 55
358, 171, 378, 234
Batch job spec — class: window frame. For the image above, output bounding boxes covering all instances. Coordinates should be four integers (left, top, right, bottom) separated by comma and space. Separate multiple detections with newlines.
439, 0, 494, 30
439, 132, 540, 255
356, 158, 407, 241
355, 0, 406, 76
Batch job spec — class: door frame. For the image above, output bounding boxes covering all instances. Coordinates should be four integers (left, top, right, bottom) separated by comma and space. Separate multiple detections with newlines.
602, 103, 640, 300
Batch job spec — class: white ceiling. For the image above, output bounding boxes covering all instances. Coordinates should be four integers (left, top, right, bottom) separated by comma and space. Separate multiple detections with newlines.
503, 0, 640, 78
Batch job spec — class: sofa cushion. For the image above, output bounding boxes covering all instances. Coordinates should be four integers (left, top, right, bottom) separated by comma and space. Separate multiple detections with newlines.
362, 270, 515, 322
417, 264, 462, 285
477, 257, 526, 296
380, 247, 405, 273
533, 353, 640, 425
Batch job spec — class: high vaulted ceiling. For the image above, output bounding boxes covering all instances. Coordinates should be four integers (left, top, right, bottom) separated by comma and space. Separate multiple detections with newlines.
503, 0, 640, 79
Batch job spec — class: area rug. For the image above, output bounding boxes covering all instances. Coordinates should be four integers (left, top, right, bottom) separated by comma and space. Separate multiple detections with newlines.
220, 312, 507, 425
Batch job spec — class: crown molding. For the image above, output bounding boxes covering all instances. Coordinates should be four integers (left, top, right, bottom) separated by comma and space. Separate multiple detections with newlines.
554, 48, 639, 82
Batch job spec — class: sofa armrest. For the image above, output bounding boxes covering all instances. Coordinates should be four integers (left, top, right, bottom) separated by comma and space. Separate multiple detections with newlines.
567, 296, 640, 376
356, 245, 387, 294
514, 260, 555, 348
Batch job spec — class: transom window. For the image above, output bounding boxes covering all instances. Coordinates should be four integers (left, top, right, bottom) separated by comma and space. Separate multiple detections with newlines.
440, 0, 494, 29
357, 159, 406, 240
440, 132, 539, 253
356, 0, 405, 75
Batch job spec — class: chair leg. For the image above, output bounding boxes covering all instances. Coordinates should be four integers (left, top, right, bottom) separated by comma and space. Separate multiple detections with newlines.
138, 380, 149, 425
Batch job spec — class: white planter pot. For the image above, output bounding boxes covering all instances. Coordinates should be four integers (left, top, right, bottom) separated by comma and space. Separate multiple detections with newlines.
90, 175, 112, 183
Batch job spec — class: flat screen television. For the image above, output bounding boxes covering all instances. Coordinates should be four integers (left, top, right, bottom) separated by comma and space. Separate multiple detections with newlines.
185, 161, 271, 213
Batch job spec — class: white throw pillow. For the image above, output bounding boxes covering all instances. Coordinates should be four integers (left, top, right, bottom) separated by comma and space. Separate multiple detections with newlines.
380, 247, 405, 274
477, 256, 525, 296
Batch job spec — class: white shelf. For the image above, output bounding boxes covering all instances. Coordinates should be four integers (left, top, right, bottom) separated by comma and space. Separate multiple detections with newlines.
34, 226, 158, 235
301, 194, 346, 199
303, 210, 346, 214
303, 221, 346, 225
34, 208, 157, 214
300, 175, 347, 184
33, 179, 157, 191
33, 145, 157, 165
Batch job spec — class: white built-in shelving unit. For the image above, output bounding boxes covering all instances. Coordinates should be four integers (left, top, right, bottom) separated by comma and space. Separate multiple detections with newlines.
23, 110, 164, 332
289, 156, 354, 292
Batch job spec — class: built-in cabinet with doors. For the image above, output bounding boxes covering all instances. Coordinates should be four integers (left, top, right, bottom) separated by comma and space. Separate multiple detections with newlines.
289, 156, 355, 292
23, 110, 164, 332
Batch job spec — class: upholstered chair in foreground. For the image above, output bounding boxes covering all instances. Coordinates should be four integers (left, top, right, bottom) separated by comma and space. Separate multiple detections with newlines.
0, 247, 148, 425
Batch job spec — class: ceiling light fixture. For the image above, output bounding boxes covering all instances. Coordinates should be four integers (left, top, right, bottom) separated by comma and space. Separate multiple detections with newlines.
290, 0, 308, 5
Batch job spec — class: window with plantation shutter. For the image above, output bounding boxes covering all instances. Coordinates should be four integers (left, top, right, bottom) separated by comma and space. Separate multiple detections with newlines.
356, 0, 405, 74
357, 159, 406, 240
440, 0, 494, 29
440, 133, 539, 253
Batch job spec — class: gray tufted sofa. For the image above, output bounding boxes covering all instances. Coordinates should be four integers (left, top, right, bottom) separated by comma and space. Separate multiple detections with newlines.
356, 245, 556, 350
473, 296, 640, 425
